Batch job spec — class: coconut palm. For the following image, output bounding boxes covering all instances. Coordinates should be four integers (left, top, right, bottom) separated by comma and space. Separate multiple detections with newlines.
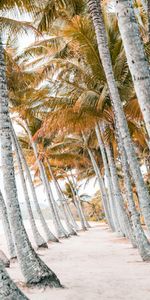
0, 260, 29, 300
11, 130, 48, 249
11, 127, 59, 243
0, 190, 16, 259
0, 35, 62, 287
87, 0, 150, 234
115, 0, 150, 140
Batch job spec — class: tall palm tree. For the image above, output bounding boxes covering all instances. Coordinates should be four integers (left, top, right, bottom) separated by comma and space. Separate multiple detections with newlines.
87, 0, 150, 233
0, 190, 16, 259
12, 127, 59, 243
0, 260, 29, 300
11, 131, 48, 249
115, 0, 150, 140
0, 35, 61, 287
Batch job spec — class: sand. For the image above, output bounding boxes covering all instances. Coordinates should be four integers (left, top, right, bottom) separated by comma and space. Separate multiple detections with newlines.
1, 222, 150, 300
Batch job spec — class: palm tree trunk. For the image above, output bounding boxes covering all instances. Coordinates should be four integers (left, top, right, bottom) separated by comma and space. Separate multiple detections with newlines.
11, 127, 59, 243
82, 132, 115, 230
42, 162, 69, 238
24, 121, 68, 239
70, 170, 91, 229
105, 142, 137, 247
87, 0, 150, 233
0, 190, 16, 259
11, 132, 47, 249
118, 133, 150, 261
47, 161, 77, 235
50, 171, 80, 231
66, 176, 87, 231
88, 146, 115, 231
0, 260, 29, 300
0, 35, 61, 287
0, 250, 10, 268
95, 123, 122, 234
115, 0, 150, 139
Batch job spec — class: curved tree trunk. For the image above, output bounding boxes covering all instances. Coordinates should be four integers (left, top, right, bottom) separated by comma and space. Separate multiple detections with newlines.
11, 132, 47, 249
0, 36, 61, 287
87, 146, 115, 231
0, 260, 29, 300
87, 0, 150, 233
42, 162, 69, 238
0, 191, 16, 259
95, 123, 122, 235
50, 171, 80, 231
11, 127, 58, 243
67, 177, 87, 231
70, 170, 91, 229
0, 251, 10, 268
115, 0, 150, 139
24, 121, 68, 239
118, 134, 150, 261
105, 143, 137, 247
47, 161, 77, 235
82, 132, 115, 230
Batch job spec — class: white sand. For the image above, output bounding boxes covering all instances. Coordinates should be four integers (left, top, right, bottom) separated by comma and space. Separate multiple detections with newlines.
1, 222, 150, 300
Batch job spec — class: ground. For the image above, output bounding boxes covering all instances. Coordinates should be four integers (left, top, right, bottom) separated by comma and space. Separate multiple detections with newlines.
1, 222, 150, 299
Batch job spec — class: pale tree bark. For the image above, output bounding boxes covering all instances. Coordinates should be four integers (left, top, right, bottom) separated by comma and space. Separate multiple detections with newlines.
66, 175, 87, 231
0, 36, 61, 287
0, 251, 10, 268
87, 0, 150, 233
47, 161, 77, 235
0, 260, 29, 299
24, 121, 69, 238
70, 170, 91, 229
118, 133, 150, 261
42, 162, 69, 238
83, 138, 115, 231
105, 142, 137, 247
50, 171, 80, 231
11, 127, 58, 243
11, 133, 47, 249
0, 191, 16, 259
95, 123, 123, 235
115, 0, 150, 139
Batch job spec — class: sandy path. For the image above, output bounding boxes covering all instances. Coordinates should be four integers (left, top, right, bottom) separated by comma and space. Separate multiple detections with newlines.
5, 223, 150, 299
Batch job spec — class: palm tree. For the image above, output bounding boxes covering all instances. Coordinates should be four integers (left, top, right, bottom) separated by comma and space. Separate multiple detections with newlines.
0, 190, 16, 259
82, 131, 115, 231
87, 0, 150, 233
11, 131, 48, 249
47, 160, 77, 235
24, 121, 69, 238
0, 260, 29, 299
115, 0, 150, 140
95, 123, 122, 235
0, 35, 61, 287
117, 129, 150, 260
12, 127, 59, 243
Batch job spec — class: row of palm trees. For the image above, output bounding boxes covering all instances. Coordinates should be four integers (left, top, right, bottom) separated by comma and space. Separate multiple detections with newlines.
0, 0, 150, 298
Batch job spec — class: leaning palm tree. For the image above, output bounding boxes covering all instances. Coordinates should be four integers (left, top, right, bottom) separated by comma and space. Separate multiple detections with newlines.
0, 35, 62, 287
87, 0, 150, 234
12, 126, 59, 243
0, 260, 29, 299
12, 131, 48, 249
115, 0, 150, 140
0, 190, 16, 259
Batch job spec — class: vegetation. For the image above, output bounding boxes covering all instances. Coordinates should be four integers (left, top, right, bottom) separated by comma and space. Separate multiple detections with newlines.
0, 0, 150, 298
